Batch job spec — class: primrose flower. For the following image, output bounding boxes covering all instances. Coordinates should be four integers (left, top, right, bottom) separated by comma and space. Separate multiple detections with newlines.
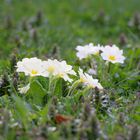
78, 69, 103, 90
43, 59, 58, 74
16, 57, 47, 77
43, 59, 76, 82
101, 45, 125, 64
76, 43, 102, 60
18, 84, 30, 94
92, 44, 103, 55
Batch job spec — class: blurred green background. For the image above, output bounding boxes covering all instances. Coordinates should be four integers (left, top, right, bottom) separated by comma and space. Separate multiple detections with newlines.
0, 0, 140, 69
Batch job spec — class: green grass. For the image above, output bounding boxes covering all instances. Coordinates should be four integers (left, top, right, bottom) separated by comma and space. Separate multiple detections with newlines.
0, 0, 140, 139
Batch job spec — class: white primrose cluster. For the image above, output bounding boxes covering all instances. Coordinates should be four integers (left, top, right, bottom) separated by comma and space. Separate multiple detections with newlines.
16, 58, 76, 82
76, 43, 103, 60
17, 43, 126, 94
76, 43, 125, 64
16, 57, 103, 94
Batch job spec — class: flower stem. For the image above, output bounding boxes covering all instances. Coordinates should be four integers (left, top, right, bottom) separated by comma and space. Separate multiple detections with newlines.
82, 87, 91, 95
68, 80, 80, 96
107, 62, 111, 73
48, 75, 58, 97
48, 75, 53, 97
104, 61, 110, 82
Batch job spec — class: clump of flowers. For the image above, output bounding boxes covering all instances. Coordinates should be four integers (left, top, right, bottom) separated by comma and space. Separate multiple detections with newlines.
76, 43, 102, 60
16, 43, 125, 97
16, 58, 77, 95
16, 57, 103, 96
16, 58, 76, 82
101, 45, 125, 64
76, 43, 125, 64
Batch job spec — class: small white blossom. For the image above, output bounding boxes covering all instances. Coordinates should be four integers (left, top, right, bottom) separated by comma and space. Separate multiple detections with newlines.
43, 59, 58, 74
48, 126, 56, 132
88, 68, 97, 75
16, 57, 47, 77
76, 43, 102, 60
18, 84, 30, 94
78, 69, 103, 90
43, 59, 76, 82
101, 45, 125, 64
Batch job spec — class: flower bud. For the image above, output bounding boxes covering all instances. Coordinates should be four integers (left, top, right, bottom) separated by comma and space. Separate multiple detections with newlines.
36, 10, 43, 26
5, 15, 13, 29
119, 33, 127, 46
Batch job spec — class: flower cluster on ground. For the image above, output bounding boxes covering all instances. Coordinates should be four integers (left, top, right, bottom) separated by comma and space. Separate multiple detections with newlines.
76, 43, 125, 64
16, 43, 126, 97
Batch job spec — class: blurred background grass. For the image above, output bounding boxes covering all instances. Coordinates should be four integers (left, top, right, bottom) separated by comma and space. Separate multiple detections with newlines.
0, 0, 140, 69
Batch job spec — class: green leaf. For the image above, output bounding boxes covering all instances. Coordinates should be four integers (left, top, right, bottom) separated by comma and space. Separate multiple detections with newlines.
39, 104, 49, 124
26, 80, 47, 106
12, 95, 30, 129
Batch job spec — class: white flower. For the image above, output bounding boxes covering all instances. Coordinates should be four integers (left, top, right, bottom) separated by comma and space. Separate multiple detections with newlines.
18, 84, 30, 94
43, 59, 76, 82
91, 44, 103, 55
88, 68, 97, 75
76, 43, 102, 60
78, 69, 103, 90
16, 57, 47, 77
43, 59, 58, 74
101, 45, 125, 64
56, 60, 76, 82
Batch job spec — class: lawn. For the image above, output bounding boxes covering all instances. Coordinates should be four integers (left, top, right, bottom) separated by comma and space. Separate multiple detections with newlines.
0, 0, 140, 140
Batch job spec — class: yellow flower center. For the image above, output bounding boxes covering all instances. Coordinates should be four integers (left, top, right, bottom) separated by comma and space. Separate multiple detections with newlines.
80, 77, 87, 83
47, 66, 55, 73
58, 73, 64, 78
95, 51, 99, 55
89, 84, 95, 89
109, 55, 116, 61
31, 70, 38, 75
